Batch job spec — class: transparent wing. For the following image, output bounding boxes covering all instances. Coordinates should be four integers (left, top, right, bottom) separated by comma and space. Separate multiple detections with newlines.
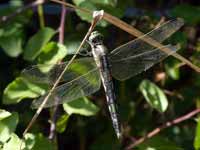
109, 18, 184, 59
22, 58, 96, 85
31, 67, 101, 108
21, 58, 101, 108
109, 18, 184, 81
110, 44, 179, 81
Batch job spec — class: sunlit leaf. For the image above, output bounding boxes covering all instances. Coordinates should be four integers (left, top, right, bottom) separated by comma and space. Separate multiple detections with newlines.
0, 112, 18, 143
90, 0, 117, 6
9, 0, 23, 6
165, 58, 180, 80
24, 133, 35, 150
24, 133, 55, 150
0, 22, 24, 58
72, 0, 124, 26
194, 118, 200, 150
3, 77, 48, 104
63, 97, 99, 116
0, 109, 11, 121
2, 133, 23, 150
73, 0, 85, 5
56, 114, 70, 133
74, 0, 117, 6
37, 42, 68, 72
0, 8, 32, 35
0, 34, 23, 57
73, 1, 101, 24
0, 8, 32, 57
139, 80, 168, 112
23, 27, 56, 61
0, 22, 23, 37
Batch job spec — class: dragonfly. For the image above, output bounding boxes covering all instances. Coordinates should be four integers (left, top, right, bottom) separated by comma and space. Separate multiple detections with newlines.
22, 18, 184, 139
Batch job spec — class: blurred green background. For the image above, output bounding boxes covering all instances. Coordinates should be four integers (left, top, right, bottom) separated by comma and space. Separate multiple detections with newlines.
0, 0, 200, 150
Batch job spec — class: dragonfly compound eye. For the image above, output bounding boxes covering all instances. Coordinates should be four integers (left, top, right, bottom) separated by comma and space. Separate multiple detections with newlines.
89, 31, 104, 45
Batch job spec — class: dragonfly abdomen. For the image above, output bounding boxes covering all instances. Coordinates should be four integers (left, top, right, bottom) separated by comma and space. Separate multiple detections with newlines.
89, 31, 122, 139
99, 55, 121, 139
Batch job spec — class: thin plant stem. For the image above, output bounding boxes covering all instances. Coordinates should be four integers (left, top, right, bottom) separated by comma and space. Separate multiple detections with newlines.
37, 3, 45, 28
126, 108, 200, 149
48, 0, 67, 140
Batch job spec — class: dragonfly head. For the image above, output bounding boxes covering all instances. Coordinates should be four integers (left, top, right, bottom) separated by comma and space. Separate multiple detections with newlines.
88, 31, 104, 46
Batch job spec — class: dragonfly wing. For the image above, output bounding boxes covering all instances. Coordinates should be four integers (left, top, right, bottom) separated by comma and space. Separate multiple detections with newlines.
21, 57, 96, 85
21, 57, 101, 108
109, 18, 184, 60
31, 67, 101, 108
110, 44, 179, 81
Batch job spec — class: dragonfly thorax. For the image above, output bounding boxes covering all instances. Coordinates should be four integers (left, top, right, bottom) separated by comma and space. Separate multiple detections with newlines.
89, 31, 108, 67
91, 43, 108, 68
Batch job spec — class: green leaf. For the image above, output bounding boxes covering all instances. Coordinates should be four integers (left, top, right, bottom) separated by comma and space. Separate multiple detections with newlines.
0, 109, 11, 121
56, 114, 70, 133
37, 42, 67, 72
23, 27, 56, 61
0, 21, 24, 58
165, 59, 180, 80
9, 133, 56, 150
2, 133, 23, 150
10, 0, 23, 6
139, 80, 168, 112
73, 1, 102, 25
0, 6, 32, 29
0, 8, 32, 57
0, 22, 23, 37
0, 112, 18, 143
171, 4, 200, 25
138, 136, 183, 150
73, 0, 85, 5
64, 34, 83, 55
63, 97, 99, 116
31, 134, 56, 150
73, 0, 124, 26
24, 133, 35, 150
194, 118, 200, 150
3, 77, 48, 104
74, 0, 117, 6
167, 31, 187, 49
0, 34, 23, 57
90, 0, 117, 6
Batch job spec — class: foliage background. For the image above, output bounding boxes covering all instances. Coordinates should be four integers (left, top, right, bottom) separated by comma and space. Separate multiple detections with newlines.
0, 0, 200, 150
